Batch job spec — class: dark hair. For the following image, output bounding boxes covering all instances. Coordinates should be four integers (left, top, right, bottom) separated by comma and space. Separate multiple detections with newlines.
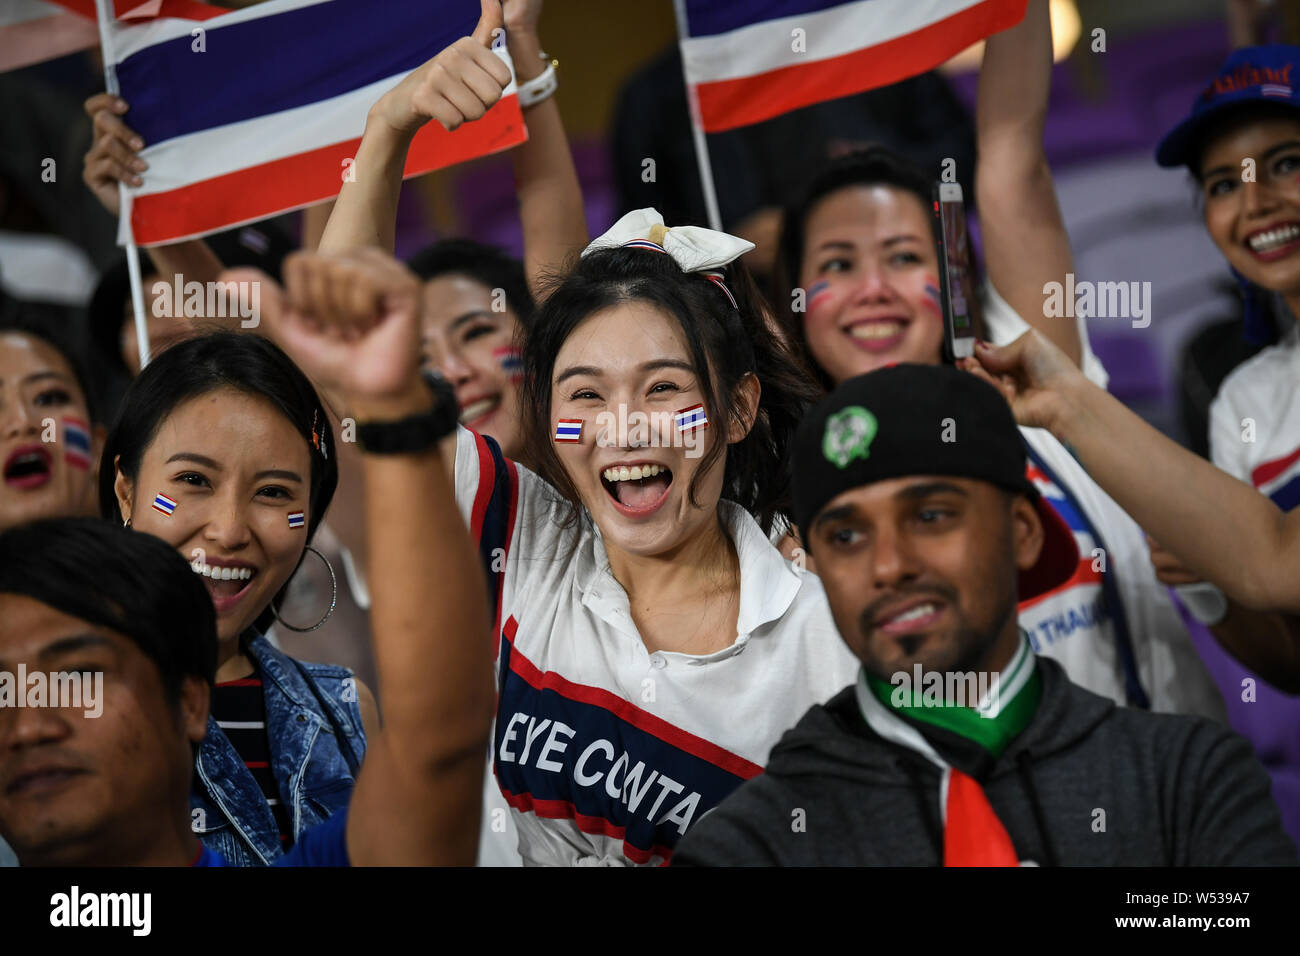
0, 517, 218, 702
773, 146, 982, 390
87, 222, 295, 375
0, 314, 98, 424
98, 332, 338, 635
408, 238, 536, 327
521, 246, 820, 535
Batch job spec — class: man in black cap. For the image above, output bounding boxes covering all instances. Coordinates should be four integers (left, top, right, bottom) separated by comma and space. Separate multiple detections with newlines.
673, 364, 1296, 866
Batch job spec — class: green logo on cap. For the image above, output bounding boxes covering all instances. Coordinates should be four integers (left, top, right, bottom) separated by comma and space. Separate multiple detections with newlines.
823, 406, 877, 469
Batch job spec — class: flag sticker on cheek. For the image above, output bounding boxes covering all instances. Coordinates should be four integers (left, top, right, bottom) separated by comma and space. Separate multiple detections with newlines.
807, 280, 833, 313
287, 511, 305, 529
675, 404, 708, 433
62, 417, 92, 470
151, 494, 177, 516
924, 277, 942, 315
493, 346, 524, 383
554, 419, 583, 443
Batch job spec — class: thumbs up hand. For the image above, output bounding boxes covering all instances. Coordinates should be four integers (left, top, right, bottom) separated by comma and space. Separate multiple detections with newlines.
373, 0, 511, 137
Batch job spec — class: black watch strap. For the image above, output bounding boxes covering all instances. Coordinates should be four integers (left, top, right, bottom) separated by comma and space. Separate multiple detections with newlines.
354, 371, 460, 454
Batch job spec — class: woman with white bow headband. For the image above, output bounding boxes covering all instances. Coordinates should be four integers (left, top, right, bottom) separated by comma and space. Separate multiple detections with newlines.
261, 212, 860, 866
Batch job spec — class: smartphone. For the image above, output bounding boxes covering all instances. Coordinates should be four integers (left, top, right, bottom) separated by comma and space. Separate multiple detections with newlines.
933, 182, 976, 362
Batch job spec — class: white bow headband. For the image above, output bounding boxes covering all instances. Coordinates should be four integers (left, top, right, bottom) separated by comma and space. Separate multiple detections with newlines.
582, 208, 755, 310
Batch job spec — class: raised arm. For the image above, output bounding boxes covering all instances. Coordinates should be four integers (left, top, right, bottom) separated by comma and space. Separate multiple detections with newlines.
976, 0, 1082, 367
259, 249, 492, 865
964, 333, 1300, 617
83, 92, 224, 284
316, 0, 510, 254
503, 0, 589, 299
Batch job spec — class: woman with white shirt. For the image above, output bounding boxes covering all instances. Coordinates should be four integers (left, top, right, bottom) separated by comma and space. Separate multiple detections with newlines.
258, 232, 860, 866
1146, 44, 1300, 692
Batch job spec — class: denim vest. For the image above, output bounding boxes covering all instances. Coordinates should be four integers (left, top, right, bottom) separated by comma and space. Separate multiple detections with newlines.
191, 635, 366, 866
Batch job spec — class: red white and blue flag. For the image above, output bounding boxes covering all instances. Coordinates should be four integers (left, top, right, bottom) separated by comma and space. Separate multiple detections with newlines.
554, 419, 583, 443
493, 346, 525, 382
151, 492, 177, 516
1252, 446, 1300, 512
674, 404, 708, 433
71, 0, 526, 246
676, 0, 1027, 132
62, 416, 92, 470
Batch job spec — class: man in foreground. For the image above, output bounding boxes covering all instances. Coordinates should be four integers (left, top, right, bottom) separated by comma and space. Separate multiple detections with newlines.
673, 364, 1296, 866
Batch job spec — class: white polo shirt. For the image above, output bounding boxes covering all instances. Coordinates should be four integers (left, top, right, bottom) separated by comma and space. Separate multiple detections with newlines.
1209, 323, 1300, 510
454, 426, 859, 866
983, 283, 1225, 719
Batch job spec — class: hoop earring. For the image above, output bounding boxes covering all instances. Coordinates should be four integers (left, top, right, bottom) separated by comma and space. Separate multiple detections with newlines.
271, 544, 337, 633
123, 516, 131, 529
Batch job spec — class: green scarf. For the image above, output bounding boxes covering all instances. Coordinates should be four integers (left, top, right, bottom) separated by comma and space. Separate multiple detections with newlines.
865, 636, 1041, 758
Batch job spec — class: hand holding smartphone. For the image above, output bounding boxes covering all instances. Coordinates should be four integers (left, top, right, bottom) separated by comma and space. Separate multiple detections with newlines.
933, 182, 976, 362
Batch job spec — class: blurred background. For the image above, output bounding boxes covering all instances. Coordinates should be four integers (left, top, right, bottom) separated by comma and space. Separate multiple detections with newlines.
2, 0, 1298, 443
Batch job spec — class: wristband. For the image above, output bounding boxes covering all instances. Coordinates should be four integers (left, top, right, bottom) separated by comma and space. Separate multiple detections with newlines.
354, 370, 459, 454
1174, 581, 1229, 627
518, 53, 558, 108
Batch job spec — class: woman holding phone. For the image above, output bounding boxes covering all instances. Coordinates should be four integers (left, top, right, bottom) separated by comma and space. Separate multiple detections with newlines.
769, 0, 1222, 717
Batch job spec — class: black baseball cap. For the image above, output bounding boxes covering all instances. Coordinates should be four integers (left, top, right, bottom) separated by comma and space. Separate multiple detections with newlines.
792, 364, 1077, 602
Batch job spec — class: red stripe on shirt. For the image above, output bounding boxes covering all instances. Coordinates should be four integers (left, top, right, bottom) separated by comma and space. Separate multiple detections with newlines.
469, 431, 497, 546
1252, 445, 1300, 488
501, 617, 763, 781
492, 456, 521, 658
498, 786, 675, 865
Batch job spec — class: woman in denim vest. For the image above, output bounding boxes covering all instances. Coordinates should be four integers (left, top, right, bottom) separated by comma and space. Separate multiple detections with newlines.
99, 332, 377, 865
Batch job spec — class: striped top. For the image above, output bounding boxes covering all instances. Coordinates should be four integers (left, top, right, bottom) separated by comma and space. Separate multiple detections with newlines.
212, 672, 293, 847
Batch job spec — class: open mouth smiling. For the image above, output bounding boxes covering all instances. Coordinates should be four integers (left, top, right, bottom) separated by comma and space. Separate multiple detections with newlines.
1244, 221, 1300, 260
190, 557, 259, 614
600, 462, 674, 518
458, 394, 501, 427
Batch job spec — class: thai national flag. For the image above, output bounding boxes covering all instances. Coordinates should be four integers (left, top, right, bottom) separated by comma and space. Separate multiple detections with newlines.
554, 420, 583, 443
1252, 447, 1300, 512
493, 346, 524, 381
63, 416, 92, 470
924, 280, 942, 312
806, 280, 832, 312
151, 493, 177, 516
75, 0, 526, 246
675, 404, 709, 433
676, 0, 1027, 132
287, 511, 306, 529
